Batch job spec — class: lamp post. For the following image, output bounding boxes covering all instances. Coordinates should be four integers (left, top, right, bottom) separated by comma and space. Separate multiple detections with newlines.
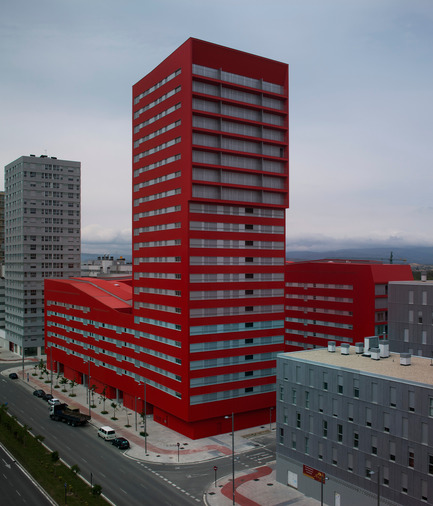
50, 346, 53, 396
269, 406, 274, 431
225, 413, 235, 505
368, 468, 380, 506
87, 360, 91, 418
320, 474, 328, 506
177, 442, 180, 462
143, 380, 147, 455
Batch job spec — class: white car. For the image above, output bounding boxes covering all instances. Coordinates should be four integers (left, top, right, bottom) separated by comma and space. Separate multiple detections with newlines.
47, 398, 62, 406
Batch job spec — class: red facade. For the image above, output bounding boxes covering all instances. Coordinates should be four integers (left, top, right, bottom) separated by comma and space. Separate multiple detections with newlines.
284, 260, 413, 351
45, 39, 289, 439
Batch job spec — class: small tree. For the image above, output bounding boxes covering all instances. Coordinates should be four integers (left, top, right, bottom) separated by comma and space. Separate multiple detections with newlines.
71, 464, 80, 475
54, 370, 61, 388
89, 384, 97, 408
111, 402, 118, 420
38, 359, 45, 379
32, 364, 38, 376
69, 379, 77, 397
92, 484, 102, 496
123, 407, 131, 427
43, 367, 50, 384
99, 386, 108, 414
60, 377, 68, 392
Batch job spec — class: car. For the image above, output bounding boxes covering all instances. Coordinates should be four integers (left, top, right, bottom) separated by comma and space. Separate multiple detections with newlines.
8, 372, 18, 379
33, 389, 46, 398
47, 397, 61, 406
111, 437, 130, 450
44, 393, 53, 402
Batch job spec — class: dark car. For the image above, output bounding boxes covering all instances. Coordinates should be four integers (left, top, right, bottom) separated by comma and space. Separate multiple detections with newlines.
44, 393, 54, 402
8, 372, 18, 379
112, 437, 130, 450
33, 389, 46, 398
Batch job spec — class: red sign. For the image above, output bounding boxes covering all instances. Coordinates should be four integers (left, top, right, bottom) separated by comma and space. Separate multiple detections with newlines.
214, 466, 218, 471
303, 465, 325, 483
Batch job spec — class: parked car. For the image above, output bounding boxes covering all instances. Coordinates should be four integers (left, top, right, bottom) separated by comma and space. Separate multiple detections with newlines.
8, 372, 18, 379
33, 389, 46, 398
47, 398, 61, 406
112, 437, 130, 450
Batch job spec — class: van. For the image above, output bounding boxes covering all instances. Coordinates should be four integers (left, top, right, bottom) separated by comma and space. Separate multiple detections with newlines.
98, 426, 116, 441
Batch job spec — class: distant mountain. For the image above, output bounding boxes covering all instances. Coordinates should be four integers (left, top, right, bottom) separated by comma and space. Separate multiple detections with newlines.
286, 246, 433, 266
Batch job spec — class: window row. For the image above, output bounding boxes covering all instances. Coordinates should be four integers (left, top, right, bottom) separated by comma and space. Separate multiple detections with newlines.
133, 204, 181, 221
134, 239, 181, 250
190, 272, 284, 283
190, 238, 284, 250
193, 98, 284, 126
192, 166, 285, 189
190, 288, 284, 300
134, 102, 181, 133
193, 149, 285, 174
133, 137, 181, 163
190, 367, 275, 387
190, 320, 283, 336
190, 304, 284, 318
133, 188, 181, 206
134, 85, 181, 119
134, 170, 181, 191
133, 154, 181, 178
189, 256, 284, 265
190, 335, 283, 353
189, 221, 284, 234
190, 351, 279, 370
134, 222, 181, 236
193, 133, 284, 158
192, 184, 286, 205
134, 120, 181, 148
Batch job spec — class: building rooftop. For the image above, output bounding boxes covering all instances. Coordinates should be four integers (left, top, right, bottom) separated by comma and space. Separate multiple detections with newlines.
280, 347, 433, 386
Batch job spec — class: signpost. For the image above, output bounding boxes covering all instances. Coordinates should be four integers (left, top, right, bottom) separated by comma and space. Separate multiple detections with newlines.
214, 466, 218, 487
303, 465, 327, 506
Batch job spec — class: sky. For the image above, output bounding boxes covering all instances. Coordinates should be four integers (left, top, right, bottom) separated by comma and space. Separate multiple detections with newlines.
1, 0, 432, 255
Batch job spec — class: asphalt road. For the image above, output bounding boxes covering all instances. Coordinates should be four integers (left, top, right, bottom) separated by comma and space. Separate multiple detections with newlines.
0, 443, 54, 505
0, 362, 276, 505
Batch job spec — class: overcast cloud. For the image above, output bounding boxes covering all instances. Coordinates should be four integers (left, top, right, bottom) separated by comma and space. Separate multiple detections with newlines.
1, 0, 432, 253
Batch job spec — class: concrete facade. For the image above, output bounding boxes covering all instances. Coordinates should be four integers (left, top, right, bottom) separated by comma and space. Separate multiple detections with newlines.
4, 155, 81, 356
276, 347, 433, 506
388, 279, 433, 357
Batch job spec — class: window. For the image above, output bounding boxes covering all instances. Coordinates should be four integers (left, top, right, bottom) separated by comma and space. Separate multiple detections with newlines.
304, 437, 309, 454
319, 394, 324, 412
323, 420, 328, 438
408, 390, 415, 412
371, 436, 377, 455
418, 311, 423, 324
291, 433, 296, 450
353, 432, 359, 448
279, 386, 284, 401
390, 442, 396, 462
390, 387, 396, 407
318, 442, 323, 460
347, 453, 353, 471
429, 455, 433, 475
338, 375, 343, 394
348, 402, 354, 422
409, 449, 414, 468
279, 427, 284, 444
371, 382, 378, 403
402, 473, 408, 494
292, 389, 297, 404
332, 399, 338, 417
332, 447, 338, 465
296, 412, 301, 428
337, 424, 343, 443
323, 372, 328, 390
353, 379, 359, 398
366, 407, 372, 427
384, 412, 390, 432
283, 407, 288, 424
305, 391, 310, 408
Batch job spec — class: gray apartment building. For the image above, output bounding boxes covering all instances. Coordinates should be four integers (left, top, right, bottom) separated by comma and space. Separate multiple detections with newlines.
276, 346, 433, 506
4, 155, 81, 356
388, 278, 433, 358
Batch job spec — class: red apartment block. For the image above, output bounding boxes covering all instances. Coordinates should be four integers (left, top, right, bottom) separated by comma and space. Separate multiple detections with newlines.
45, 38, 289, 438
284, 260, 413, 351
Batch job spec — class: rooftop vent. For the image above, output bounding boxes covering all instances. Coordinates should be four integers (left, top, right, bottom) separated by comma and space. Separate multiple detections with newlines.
363, 336, 379, 357
379, 340, 390, 358
421, 271, 427, 282
400, 353, 411, 366
355, 342, 364, 354
30, 154, 35, 157
341, 343, 350, 355
370, 347, 380, 360
328, 341, 336, 353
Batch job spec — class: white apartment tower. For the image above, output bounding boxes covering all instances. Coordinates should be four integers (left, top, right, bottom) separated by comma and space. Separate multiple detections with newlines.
4, 155, 81, 356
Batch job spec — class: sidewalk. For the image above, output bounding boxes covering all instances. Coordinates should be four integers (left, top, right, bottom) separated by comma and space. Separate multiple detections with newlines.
2, 350, 320, 506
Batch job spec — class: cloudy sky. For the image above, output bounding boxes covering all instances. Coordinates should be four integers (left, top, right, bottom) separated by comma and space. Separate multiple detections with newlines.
1, 0, 432, 254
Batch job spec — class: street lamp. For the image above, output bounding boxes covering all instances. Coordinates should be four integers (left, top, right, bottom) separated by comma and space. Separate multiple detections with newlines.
143, 380, 148, 455
320, 474, 328, 506
87, 360, 91, 418
368, 468, 380, 506
224, 413, 235, 506
269, 406, 274, 431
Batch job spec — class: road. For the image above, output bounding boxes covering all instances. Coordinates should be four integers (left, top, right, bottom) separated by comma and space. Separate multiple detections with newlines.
0, 362, 276, 505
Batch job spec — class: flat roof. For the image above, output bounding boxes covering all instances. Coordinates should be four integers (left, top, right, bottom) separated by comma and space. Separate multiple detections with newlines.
279, 347, 433, 386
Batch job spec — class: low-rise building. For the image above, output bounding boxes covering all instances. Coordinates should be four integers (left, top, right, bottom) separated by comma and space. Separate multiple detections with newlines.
276, 346, 433, 506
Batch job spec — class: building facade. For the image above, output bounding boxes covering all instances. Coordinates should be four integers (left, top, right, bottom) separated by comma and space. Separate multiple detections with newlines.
388, 279, 433, 357
81, 256, 132, 277
284, 260, 413, 352
45, 38, 289, 438
5, 155, 81, 356
276, 347, 433, 506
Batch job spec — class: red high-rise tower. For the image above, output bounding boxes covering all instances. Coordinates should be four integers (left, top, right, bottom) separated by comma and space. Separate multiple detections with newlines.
132, 38, 289, 437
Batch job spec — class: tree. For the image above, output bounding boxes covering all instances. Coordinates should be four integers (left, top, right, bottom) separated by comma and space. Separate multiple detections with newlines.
123, 407, 131, 427
111, 402, 118, 420
89, 384, 97, 408
60, 377, 68, 392
99, 386, 108, 414
69, 379, 77, 396
54, 370, 61, 388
